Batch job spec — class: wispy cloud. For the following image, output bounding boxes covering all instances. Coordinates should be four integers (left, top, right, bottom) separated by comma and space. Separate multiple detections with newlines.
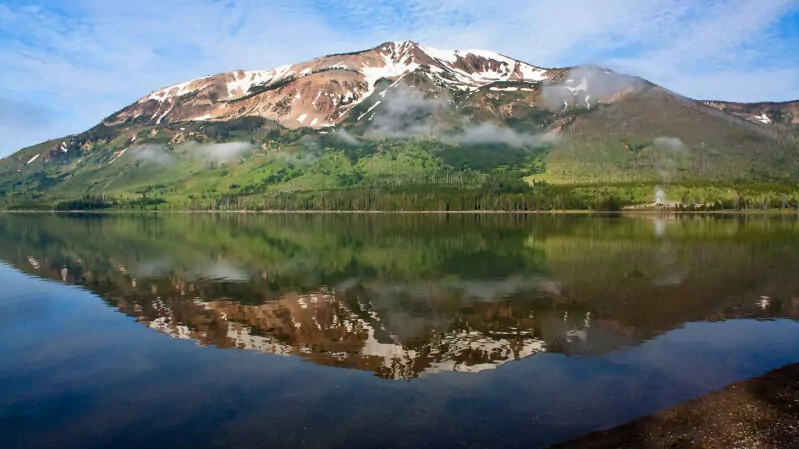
457, 122, 544, 148
608, 0, 799, 101
130, 144, 173, 166
0, 0, 797, 156
129, 141, 254, 165
366, 85, 450, 136
181, 141, 253, 163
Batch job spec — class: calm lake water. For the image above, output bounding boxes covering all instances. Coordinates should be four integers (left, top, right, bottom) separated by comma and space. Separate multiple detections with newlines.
2, 213, 799, 449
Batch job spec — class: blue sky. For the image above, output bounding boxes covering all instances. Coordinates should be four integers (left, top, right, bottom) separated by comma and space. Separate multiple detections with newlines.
1, 0, 798, 157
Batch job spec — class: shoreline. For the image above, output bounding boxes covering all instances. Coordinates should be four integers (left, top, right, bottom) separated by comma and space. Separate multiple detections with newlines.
2, 209, 799, 215
552, 362, 799, 448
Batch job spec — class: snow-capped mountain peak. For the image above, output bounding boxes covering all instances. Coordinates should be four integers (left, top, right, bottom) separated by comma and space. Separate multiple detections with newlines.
106, 41, 552, 129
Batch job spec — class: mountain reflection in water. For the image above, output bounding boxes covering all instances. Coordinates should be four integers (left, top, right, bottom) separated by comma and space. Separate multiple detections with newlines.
2, 213, 798, 382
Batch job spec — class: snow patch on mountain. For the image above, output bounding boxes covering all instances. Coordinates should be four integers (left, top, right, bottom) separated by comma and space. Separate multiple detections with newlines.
361, 48, 419, 93
517, 64, 548, 81
418, 44, 458, 63
226, 66, 292, 99
143, 77, 212, 103
358, 100, 382, 121
155, 100, 175, 124
108, 148, 127, 165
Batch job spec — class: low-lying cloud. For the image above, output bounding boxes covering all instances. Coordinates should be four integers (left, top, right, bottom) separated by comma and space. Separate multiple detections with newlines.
129, 141, 254, 166
456, 122, 540, 148
652, 136, 687, 183
266, 150, 320, 167
181, 141, 252, 163
130, 144, 173, 166
333, 129, 360, 146
542, 66, 646, 111
366, 85, 450, 137
652, 136, 685, 152
364, 85, 557, 148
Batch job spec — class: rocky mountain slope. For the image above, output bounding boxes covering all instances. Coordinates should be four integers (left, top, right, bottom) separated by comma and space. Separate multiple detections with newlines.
104, 41, 553, 128
703, 99, 799, 129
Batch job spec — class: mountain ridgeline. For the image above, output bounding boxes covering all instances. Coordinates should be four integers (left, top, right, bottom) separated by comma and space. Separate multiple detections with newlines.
1, 41, 798, 211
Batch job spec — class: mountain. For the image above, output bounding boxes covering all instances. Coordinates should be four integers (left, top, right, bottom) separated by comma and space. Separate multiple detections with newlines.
1, 41, 798, 211
104, 41, 554, 128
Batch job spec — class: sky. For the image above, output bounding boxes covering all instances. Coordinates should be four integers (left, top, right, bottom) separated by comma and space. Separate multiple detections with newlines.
0, 0, 798, 157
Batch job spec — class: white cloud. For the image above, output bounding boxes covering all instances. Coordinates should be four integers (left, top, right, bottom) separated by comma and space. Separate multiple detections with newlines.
181, 141, 253, 163
457, 122, 540, 148
366, 85, 450, 136
333, 129, 361, 146
0, 0, 797, 157
608, 0, 799, 101
130, 144, 173, 166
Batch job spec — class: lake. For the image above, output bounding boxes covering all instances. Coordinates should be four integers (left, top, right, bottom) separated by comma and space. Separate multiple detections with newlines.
2, 213, 799, 449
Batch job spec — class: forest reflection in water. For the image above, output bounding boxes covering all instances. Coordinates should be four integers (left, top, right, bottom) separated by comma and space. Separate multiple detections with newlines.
2, 213, 798, 380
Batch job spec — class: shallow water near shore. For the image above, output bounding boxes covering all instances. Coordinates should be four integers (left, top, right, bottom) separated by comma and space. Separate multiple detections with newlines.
2, 213, 799, 449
